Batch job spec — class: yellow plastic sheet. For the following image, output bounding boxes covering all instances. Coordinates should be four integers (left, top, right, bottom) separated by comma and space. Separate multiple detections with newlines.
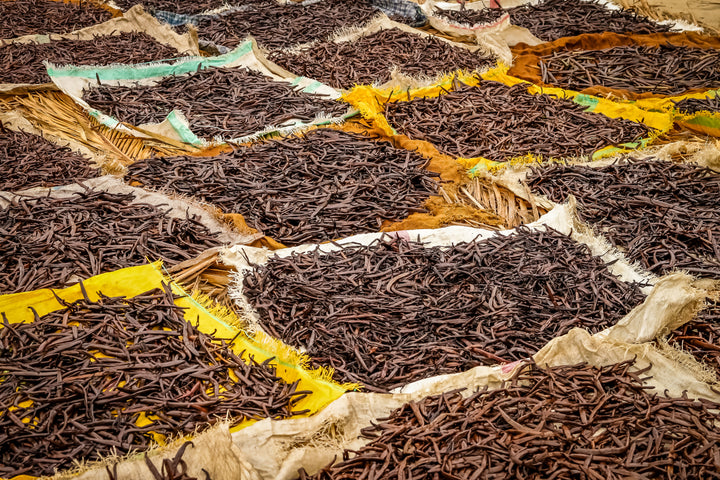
0, 263, 352, 479
629, 89, 720, 139
341, 66, 674, 173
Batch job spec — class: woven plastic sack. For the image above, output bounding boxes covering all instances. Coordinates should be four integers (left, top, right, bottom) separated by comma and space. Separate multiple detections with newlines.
48, 39, 352, 147
0, 5, 200, 94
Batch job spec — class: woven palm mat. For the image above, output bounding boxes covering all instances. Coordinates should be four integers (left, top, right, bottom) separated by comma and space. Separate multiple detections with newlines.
0, 91, 198, 165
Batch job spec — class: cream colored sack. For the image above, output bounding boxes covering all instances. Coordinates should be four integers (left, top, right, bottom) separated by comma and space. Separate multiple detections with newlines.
218, 201, 715, 480
221, 202, 704, 395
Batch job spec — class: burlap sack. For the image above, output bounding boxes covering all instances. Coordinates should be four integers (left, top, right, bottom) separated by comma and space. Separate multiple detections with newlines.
229, 278, 713, 480
422, 0, 543, 47
53, 423, 259, 480
48, 39, 350, 147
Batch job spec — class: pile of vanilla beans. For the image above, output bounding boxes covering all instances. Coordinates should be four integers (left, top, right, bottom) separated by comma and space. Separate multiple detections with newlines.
244, 228, 646, 391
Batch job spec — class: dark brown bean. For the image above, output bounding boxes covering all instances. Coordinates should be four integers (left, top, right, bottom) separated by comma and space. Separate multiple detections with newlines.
0, 0, 114, 39
82, 67, 348, 141
186, 0, 379, 50
674, 95, 720, 114
112, 0, 271, 15
0, 125, 99, 191
527, 157, 720, 277
539, 44, 720, 95
267, 28, 496, 90
0, 190, 225, 293
503, 0, 672, 41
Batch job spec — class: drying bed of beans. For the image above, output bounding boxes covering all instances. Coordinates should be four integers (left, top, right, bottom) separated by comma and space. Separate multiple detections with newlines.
0, 285, 307, 478
303, 361, 720, 479
82, 67, 347, 140
507, 0, 671, 41
527, 158, 720, 277
383, 80, 650, 161
0, 190, 223, 294
112, 0, 273, 14
108, 441, 208, 480
539, 44, 720, 95
0, 32, 184, 84
189, 0, 378, 50
267, 28, 495, 90
0, 0, 114, 39
674, 95, 720, 114
125, 129, 439, 246
0, 127, 98, 191
243, 228, 646, 392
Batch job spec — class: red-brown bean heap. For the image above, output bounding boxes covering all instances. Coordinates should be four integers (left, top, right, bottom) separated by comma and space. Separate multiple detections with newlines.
82, 67, 348, 140
527, 158, 720, 277
0, 32, 185, 84
243, 228, 646, 392
0, 0, 114, 39
267, 28, 495, 90
0, 191, 224, 293
304, 361, 720, 479
384, 80, 650, 161
0, 127, 98, 191
0, 285, 307, 478
539, 45, 720, 95
125, 129, 439, 246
